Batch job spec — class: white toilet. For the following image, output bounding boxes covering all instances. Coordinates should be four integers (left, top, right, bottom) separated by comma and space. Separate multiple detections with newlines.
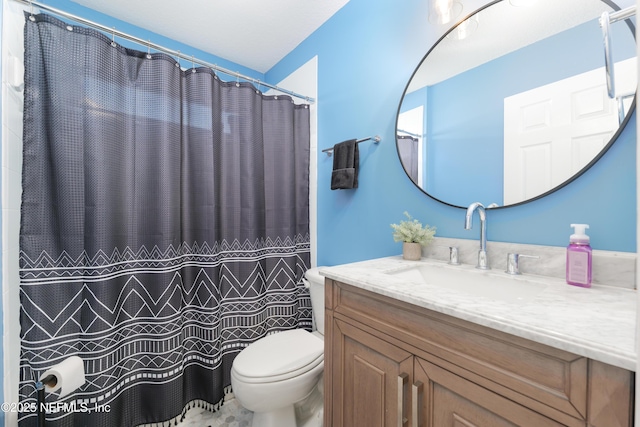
230, 267, 325, 427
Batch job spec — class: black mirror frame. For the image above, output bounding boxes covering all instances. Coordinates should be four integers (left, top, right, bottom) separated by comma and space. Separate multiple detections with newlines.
395, 0, 636, 210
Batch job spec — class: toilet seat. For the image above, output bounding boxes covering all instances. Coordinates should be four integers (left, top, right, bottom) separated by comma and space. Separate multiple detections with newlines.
232, 329, 324, 384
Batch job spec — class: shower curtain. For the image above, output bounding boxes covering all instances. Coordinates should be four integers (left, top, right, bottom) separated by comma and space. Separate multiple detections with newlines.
397, 135, 419, 185
19, 13, 311, 427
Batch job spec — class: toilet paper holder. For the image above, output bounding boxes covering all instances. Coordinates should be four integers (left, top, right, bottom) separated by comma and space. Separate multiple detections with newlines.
36, 375, 57, 427
36, 355, 85, 427
39, 375, 57, 388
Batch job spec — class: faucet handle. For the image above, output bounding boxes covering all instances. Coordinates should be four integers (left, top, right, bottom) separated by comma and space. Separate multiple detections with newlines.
506, 253, 539, 275
447, 246, 460, 265
436, 245, 460, 265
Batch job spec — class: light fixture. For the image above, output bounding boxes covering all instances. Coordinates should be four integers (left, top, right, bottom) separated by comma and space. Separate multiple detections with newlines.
446, 15, 479, 40
429, 0, 463, 25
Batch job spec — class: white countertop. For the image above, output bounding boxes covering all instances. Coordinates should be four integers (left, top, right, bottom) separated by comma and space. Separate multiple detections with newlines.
320, 256, 637, 371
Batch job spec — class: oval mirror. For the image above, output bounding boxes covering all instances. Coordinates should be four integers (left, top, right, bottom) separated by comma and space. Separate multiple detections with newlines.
396, 0, 636, 208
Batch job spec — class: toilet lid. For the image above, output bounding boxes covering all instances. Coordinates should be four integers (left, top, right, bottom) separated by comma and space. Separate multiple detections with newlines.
233, 329, 323, 381
305, 267, 324, 284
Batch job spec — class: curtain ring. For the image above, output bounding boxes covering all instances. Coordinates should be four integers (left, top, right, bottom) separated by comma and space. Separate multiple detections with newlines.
110, 27, 117, 47
175, 50, 181, 68
191, 55, 196, 73
235, 73, 240, 87
146, 40, 152, 59
28, 0, 35, 21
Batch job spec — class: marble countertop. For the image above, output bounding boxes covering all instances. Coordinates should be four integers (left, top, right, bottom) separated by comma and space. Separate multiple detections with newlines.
319, 256, 637, 371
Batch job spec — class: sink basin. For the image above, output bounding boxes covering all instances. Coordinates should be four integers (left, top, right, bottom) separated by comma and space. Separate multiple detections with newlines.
388, 263, 548, 303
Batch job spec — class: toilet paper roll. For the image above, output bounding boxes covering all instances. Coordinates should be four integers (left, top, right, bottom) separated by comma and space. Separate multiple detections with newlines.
39, 356, 86, 398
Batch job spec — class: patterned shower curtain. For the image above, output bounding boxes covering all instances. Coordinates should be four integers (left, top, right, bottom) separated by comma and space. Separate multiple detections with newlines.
19, 13, 311, 427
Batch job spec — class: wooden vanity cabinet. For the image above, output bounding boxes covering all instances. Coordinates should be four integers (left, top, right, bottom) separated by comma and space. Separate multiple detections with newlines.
324, 279, 634, 427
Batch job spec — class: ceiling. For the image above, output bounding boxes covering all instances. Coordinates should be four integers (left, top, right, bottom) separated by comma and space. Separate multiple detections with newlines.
72, 0, 350, 73
407, 0, 635, 91
69, 0, 634, 81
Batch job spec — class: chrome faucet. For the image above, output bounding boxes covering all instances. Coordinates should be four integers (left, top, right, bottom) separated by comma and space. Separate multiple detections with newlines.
464, 202, 489, 270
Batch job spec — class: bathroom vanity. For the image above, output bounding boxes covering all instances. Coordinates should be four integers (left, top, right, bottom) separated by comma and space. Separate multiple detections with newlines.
321, 257, 635, 427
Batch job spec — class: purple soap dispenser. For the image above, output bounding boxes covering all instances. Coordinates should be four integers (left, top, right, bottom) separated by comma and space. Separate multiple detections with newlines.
566, 224, 592, 288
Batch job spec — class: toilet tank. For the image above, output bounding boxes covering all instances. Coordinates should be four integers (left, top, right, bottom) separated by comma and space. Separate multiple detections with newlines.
305, 267, 325, 335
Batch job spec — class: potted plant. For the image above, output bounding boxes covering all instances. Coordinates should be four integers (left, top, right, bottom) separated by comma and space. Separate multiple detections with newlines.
391, 212, 436, 261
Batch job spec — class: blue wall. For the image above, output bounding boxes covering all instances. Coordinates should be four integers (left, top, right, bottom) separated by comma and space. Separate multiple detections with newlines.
266, 0, 637, 266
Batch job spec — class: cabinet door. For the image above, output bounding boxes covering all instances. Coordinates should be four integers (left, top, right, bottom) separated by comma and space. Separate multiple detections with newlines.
413, 357, 566, 427
588, 360, 634, 427
331, 318, 414, 427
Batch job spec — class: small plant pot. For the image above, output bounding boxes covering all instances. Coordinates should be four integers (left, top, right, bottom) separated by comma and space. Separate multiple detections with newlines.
403, 242, 422, 261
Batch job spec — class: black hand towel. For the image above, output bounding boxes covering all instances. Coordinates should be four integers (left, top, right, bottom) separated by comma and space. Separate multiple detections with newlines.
331, 139, 359, 190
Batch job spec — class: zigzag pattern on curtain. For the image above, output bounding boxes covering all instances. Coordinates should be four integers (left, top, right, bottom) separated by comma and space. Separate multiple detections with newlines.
20, 236, 311, 285
19, 237, 311, 424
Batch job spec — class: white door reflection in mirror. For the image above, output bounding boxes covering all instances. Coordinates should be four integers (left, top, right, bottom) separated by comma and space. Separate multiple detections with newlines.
503, 57, 636, 205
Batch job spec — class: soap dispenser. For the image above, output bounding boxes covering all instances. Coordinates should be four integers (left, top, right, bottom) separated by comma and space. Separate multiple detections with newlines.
566, 224, 592, 288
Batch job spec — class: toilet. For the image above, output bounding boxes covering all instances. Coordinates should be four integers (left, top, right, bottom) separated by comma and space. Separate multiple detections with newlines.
230, 267, 325, 427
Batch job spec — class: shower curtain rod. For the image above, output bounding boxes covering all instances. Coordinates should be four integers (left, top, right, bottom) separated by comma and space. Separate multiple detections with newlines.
12, 0, 316, 103
397, 129, 421, 138
606, 5, 636, 24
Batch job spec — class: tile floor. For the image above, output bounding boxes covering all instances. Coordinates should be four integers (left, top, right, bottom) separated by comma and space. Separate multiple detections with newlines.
179, 398, 253, 427
177, 384, 323, 427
